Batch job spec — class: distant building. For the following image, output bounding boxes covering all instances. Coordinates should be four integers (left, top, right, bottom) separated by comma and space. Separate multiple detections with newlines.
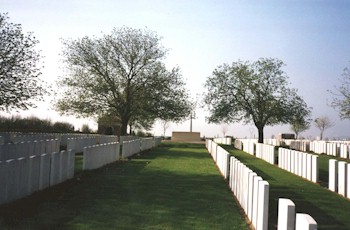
97, 115, 120, 136
278, 133, 295, 140
172, 131, 201, 142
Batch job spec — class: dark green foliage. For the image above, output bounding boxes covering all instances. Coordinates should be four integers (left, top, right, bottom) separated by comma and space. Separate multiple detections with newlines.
55, 27, 191, 135
0, 115, 75, 133
204, 58, 311, 143
0, 13, 48, 111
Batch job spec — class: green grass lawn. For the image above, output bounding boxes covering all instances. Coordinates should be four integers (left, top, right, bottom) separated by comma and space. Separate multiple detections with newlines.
223, 145, 350, 230
0, 142, 249, 230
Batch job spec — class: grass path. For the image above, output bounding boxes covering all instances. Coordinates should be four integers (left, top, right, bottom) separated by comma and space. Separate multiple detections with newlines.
223, 145, 350, 230
0, 142, 248, 230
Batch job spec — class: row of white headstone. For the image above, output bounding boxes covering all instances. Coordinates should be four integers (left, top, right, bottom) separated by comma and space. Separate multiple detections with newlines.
67, 137, 102, 154
229, 155, 269, 230
310, 141, 350, 158
240, 139, 256, 155
0, 135, 162, 205
233, 140, 319, 183
213, 144, 230, 179
255, 143, 275, 164
278, 148, 319, 183
289, 140, 310, 152
234, 138, 350, 159
210, 139, 318, 230
0, 150, 75, 205
310, 141, 338, 156
212, 137, 232, 145
83, 137, 162, 170
206, 139, 269, 230
0, 132, 105, 145
67, 136, 153, 154
83, 142, 120, 170
328, 159, 350, 198
0, 139, 60, 161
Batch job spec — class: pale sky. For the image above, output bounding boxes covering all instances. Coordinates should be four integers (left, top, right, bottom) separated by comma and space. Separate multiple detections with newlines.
2, 0, 350, 139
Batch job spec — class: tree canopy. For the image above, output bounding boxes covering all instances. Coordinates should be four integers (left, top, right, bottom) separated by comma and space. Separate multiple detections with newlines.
55, 27, 191, 135
290, 116, 311, 139
0, 12, 46, 111
204, 58, 311, 143
330, 64, 350, 119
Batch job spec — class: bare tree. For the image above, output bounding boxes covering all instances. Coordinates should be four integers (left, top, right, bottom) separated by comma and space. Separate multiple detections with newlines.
160, 120, 171, 137
221, 124, 229, 137
314, 116, 335, 140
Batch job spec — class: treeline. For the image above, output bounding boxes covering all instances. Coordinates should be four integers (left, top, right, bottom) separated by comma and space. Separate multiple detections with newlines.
0, 115, 85, 133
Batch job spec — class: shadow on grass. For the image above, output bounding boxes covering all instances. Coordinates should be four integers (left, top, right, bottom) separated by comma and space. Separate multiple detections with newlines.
0, 143, 248, 230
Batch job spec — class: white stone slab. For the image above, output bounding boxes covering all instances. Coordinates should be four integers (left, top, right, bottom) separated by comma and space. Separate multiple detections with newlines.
311, 155, 318, 183
256, 180, 269, 230
347, 163, 350, 199
39, 153, 51, 190
252, 176, 263, 229
0, 161, 8, 204
329, 159, 338, 192
247, 172, 257, 222
338, 161, 347, 196
28, 155, 40, 195
6, 159, 18, 203
277, 198, 295, 230
306, 154, 312, 181
295, 213, 317, 230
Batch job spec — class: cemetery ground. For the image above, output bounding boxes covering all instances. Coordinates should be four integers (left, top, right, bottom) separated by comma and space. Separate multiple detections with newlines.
0, 142, 249, 230
222, 145, 350, 230
2, 142, 350, 229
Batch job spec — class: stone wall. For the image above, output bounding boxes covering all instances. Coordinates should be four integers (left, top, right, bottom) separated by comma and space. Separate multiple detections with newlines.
171, 132, 200, 142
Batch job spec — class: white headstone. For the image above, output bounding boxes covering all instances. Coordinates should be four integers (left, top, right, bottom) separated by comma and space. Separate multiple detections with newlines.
329, 159, 338, 192
311, 155, 318, 183
277, 198, 295, 230
338, 161, 347, 196
295, 213, 317, 230
39, 153, 51, 190
256, 180, 269, 230
252, 176, 263, 229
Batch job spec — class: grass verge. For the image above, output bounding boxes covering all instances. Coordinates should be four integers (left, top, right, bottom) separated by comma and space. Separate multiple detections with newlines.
0, 142, 248, 230
223, 145, 350, 230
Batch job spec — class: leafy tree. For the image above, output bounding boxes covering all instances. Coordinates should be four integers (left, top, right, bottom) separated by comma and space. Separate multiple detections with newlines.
0, 13, 47, 111
204, 58, 311, 143
55, 27, 191, 135
330, 64, 350, 119
314, 116, 334, 140
290, 106, 312, 139
290, 117, 311, 139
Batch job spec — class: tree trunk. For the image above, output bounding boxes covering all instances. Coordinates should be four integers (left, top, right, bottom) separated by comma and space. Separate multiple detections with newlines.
120, 118, 128, 136
257, 125, 264, 143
